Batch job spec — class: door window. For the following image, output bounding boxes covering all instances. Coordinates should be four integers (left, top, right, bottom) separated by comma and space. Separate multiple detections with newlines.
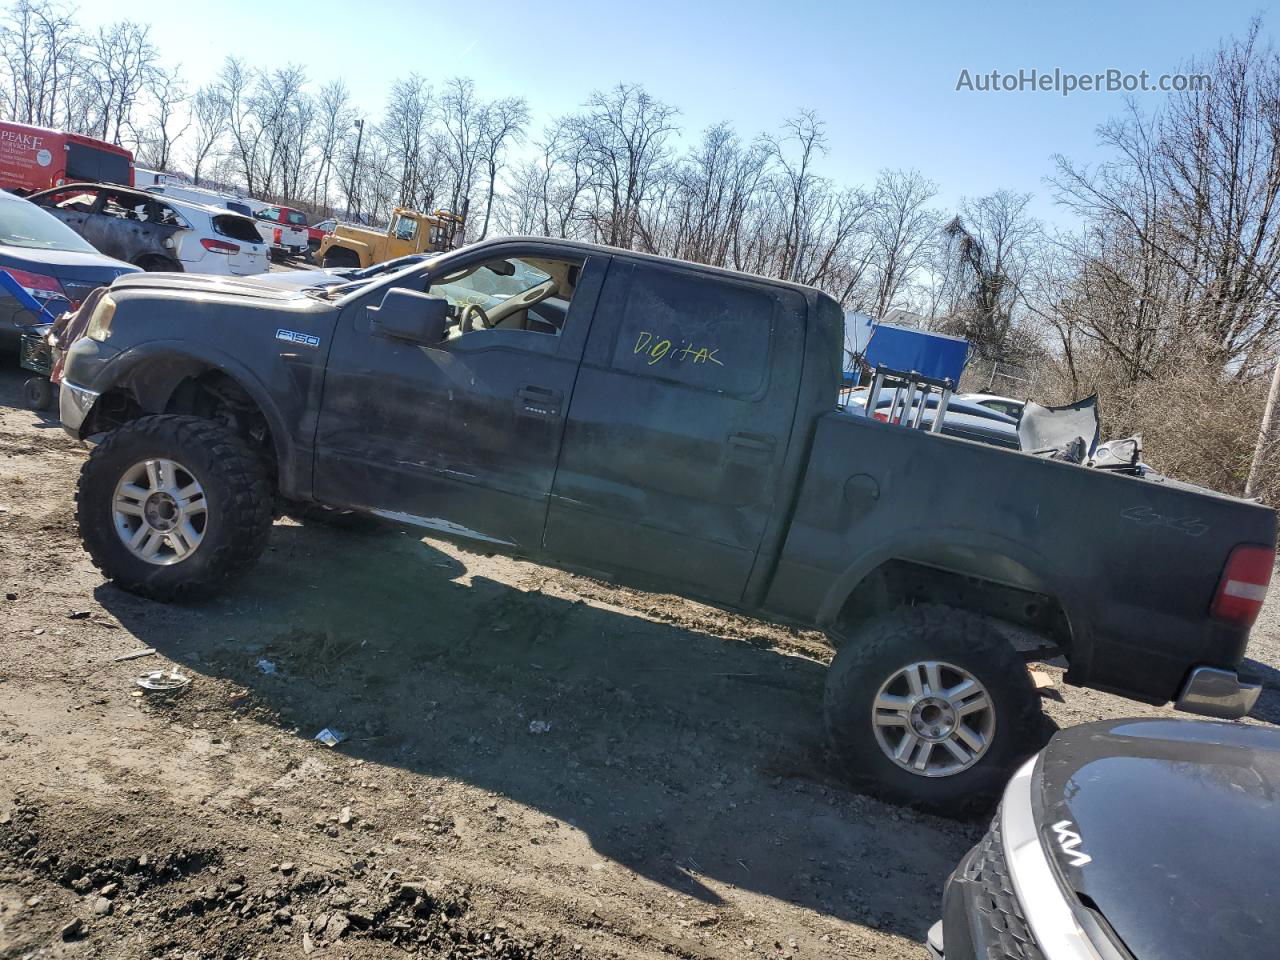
430, 256, 574, 337
39, 188, 99, 212
607, 264, 773, 396
392, 215, 417, 241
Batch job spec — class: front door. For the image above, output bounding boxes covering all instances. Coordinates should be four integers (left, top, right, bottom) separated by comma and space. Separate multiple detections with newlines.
544, 258, 806, 603
313, 248, 608, 553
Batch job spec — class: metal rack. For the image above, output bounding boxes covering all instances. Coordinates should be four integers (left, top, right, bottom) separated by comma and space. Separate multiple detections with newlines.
864, 366, 955, 434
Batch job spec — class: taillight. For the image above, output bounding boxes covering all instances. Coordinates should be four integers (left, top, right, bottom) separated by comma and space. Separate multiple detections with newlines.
1212, 544, 1274, 627
5, 267, 65, 301
872, 411, 889, 422
201, 237, 240, 255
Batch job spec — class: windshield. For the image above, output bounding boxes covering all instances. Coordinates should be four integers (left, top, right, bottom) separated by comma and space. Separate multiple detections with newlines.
0, 198, 99, 253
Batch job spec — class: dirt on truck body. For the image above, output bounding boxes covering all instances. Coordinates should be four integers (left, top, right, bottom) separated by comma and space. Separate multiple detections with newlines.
52, 236, 1277, 816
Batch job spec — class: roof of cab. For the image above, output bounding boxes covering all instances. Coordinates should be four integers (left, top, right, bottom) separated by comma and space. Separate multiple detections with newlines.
459, 235, 837, 302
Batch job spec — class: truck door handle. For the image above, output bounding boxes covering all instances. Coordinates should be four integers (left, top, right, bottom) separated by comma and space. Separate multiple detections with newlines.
728, 432, 776, 453
517, 386, 560, 402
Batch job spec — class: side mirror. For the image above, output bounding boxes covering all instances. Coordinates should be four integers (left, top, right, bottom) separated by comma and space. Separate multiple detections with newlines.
368, 289, 449, 345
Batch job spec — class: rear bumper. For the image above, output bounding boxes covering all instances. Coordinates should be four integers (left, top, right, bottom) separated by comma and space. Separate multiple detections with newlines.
1174, 665, 1260, 720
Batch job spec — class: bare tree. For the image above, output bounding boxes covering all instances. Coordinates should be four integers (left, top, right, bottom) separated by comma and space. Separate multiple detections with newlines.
309, 78, 353, 209
217, 57, 262, 194
575, 83, 678, 248
134, 65, 188, 170
379, 74, 437, 210
0, 0, 83, 128
86, 20, 157, 144
475, 95, 528, 239
185, 85, 228, 185
438, 76, 485, 218
935, 190, 1039, 365
1049, 21, 1280, 382
867, 169, 941, 318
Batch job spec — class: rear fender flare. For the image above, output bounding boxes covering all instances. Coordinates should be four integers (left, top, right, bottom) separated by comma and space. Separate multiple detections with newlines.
818, 529, 1094, 677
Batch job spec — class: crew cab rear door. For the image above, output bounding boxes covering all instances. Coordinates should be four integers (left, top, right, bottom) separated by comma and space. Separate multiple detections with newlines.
544, 259, 805, 603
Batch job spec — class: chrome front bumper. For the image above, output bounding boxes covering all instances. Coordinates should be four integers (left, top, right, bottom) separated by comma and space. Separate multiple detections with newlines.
59, 380, 99, 437
1174, 666, 1261, 720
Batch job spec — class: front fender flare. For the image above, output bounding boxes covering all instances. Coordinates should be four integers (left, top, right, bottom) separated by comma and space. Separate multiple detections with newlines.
92, 340, 302, 498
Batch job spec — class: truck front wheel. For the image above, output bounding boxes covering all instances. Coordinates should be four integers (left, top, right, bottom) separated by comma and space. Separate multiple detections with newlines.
823, 604, 1044, 814
75, 415, 273, 602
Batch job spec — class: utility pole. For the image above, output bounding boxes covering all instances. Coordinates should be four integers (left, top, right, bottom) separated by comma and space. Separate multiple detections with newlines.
346, 118, 365, 220
1245, 359, 1280, 498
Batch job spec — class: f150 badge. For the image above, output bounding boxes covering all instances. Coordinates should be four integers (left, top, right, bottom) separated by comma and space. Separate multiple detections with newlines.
1051, 820, 1092, 866
276, 328, 320, 348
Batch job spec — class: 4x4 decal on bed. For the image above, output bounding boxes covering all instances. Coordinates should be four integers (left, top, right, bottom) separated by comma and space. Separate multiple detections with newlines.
1121, 504, 1209, 537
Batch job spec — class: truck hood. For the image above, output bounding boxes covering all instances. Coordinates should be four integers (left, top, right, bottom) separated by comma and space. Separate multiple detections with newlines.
332, 224, 384, 244
1034, 718, 1280, 960
111, 271, 311, 302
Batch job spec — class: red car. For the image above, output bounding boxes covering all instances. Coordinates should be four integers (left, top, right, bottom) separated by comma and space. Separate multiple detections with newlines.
0, 121, 133, 194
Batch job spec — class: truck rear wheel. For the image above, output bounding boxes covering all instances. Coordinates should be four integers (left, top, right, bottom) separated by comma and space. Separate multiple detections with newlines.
823, 604, 1044, 815
75, 415, 273, 602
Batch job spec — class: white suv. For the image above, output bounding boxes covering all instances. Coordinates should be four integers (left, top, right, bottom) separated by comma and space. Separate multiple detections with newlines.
146, 185, 308, 259
28, 183, 268, 277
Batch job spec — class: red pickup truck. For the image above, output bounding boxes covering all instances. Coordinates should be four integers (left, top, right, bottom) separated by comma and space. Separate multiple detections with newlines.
0, 121, 133, 194
253, 204, 325, 253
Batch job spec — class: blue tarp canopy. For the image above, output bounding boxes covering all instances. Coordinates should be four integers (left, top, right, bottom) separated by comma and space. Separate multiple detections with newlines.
842, 314, 970, 385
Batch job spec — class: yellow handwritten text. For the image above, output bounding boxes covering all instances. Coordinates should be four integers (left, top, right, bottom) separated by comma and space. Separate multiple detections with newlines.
633, 331, 724, 368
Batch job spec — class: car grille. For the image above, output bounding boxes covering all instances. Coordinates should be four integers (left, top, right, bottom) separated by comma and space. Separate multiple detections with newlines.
964, 816, 1045, 960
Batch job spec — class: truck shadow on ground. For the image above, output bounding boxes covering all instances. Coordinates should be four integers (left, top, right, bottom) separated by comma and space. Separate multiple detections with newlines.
94, 518, 977, 941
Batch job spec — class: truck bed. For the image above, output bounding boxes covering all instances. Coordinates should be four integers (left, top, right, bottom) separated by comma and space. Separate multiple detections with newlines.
765, 409, 1275, 704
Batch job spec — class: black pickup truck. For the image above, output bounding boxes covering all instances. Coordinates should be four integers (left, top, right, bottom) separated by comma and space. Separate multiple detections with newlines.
56, 237, 1276, 811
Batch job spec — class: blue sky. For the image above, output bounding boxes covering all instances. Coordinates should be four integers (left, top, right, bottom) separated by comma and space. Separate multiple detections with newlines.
81, 0, 1273, 224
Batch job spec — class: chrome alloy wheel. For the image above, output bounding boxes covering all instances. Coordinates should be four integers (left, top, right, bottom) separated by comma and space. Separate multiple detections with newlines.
112, 459, 208, 565
872, 660, 996, 777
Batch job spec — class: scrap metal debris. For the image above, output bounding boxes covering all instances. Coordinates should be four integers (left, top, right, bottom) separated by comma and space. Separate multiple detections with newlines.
113, 648, 156, 663
134, 668, 190, 692
314, 728, 346, 747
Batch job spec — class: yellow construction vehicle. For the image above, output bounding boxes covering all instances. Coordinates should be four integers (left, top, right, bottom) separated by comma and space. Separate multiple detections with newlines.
316, 207, 465, 268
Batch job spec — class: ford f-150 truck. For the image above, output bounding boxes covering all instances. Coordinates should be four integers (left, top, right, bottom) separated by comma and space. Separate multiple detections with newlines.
56, 237, 1277, 811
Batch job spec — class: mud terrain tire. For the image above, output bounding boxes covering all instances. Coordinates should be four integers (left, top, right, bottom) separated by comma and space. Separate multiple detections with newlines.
824, 604, 1044, 815
76, 415, 272, 602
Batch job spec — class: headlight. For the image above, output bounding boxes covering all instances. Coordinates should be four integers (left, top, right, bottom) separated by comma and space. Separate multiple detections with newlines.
86, 294, 116, 342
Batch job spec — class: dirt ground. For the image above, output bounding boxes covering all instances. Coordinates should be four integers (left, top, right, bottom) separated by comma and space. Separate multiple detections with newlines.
1, 364, 1278, 960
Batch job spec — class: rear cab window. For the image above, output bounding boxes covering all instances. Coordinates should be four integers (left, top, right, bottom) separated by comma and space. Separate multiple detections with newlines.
606, 262, 773, 397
